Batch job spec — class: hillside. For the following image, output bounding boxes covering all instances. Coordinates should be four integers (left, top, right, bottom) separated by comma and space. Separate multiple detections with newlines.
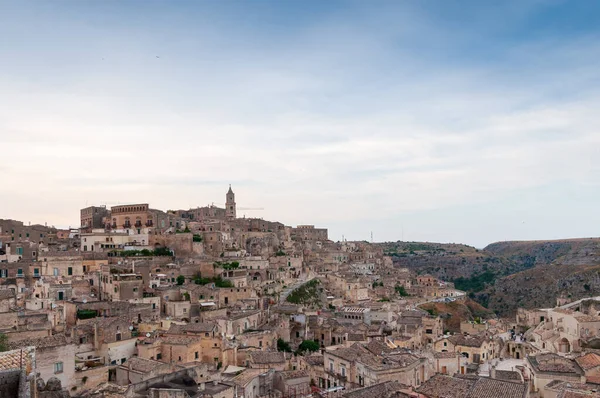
419, 299, 495, 333
482, 238, 600, 316
381, 238, 600, 317
378, 241, 539, 293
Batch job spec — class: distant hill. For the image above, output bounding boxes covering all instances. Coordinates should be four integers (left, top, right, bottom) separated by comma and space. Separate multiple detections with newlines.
482, 238, 600, 316
379, 238, 600, 317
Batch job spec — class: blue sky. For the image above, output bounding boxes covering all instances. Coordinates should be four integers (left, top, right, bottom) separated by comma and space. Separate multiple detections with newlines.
1, 0, 599, 247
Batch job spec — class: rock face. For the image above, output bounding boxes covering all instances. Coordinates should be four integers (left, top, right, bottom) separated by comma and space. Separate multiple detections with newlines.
37, 377, 70, 398
379, 238, 600, 317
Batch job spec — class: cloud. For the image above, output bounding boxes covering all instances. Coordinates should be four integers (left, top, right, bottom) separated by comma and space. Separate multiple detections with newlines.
0, 1, 599, 246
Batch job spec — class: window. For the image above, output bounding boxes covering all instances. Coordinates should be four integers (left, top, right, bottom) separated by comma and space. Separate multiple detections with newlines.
83, 265, 86, 272
341, 366, 346, 377
68, 267, 73, 275
329, 360, 334, 372
195, 352, 199, 359
16, 247, 23, 255
157, 353, 162, 360
53, 268, 59, 276
34, 268, 40, 276
54, 362, 63, 374
0, 269, 7, 278
116, 333, 121, 341
133, 288, 138, 292
259, 341, 263, 347
17, 268, 23, 276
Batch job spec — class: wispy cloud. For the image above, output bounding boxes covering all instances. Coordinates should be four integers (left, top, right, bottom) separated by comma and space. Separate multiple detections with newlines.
0, 1, 599, 246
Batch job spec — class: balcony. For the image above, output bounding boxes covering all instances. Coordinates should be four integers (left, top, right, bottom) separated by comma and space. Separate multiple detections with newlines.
146, 221, 153, 227
123, 224, 131, 229
134, 222, 142, 228
325, 369, 347, 382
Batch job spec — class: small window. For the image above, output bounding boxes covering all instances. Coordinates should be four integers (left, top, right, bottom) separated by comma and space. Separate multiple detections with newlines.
157, 353, 162, 360
54, 362, 63, 374
195, 352, 199, 359
68, 267, 73, 275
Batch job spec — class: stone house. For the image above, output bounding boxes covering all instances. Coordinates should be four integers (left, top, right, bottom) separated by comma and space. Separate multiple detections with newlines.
524, 353, 585, 395
116, 357, 181, 385
433, 333, 499, 364
323, 342, 431, 390
274, 370, 311, 397
8, 334, 77, 392
248, 351, 290, 371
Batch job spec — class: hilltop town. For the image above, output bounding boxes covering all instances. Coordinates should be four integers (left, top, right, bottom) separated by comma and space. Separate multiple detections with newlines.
1, 187, 599, 398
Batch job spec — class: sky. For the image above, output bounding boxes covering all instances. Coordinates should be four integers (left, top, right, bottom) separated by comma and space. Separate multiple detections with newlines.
1, 0, 599, 248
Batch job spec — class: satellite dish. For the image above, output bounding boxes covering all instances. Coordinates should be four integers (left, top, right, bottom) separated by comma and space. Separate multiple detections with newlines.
83, 299, 87, 303
129, 326, 134, 331
146, 333, 151, 337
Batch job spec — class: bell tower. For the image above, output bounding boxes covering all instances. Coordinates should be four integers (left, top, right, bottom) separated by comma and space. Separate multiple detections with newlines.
226, 185, 236, 220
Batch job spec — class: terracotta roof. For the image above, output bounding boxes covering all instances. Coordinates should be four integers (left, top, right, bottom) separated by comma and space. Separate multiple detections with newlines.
417, 374, 476, 398
418, 375, 527, 398
7, 334, 69, 350
0, 347, 35, 375
230, 369, 264, 387
342, 380, 410, 398
494, 370, 522, 382
575, 353, 600, 370
303, 355, 324, 366
161, 335, 202, 346
279, 370, 309, 380
249, 351, 287, 364
466, 377, 527, 398
528, 353, 583, 375
121, 357, 169, 373
167, 322, 217, 334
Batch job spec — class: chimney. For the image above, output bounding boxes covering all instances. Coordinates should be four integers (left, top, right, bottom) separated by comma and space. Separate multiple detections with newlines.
490, 364, 496, 379
199, 383, 205, 391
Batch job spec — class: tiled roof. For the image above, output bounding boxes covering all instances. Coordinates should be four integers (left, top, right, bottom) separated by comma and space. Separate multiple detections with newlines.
230, 369, 264, 387
7, 333, 69, 350
121, 357, 168, 373
303, 355, 324, 366
557, 390, 600, 398
575, 353, 600, 370
494, 370, 522, 382
0, 347, 35, 375
167, 322, 217, 334
417, 374, 476, 398
161, 335, 202, 346
418, 375, 527, 398
528, 353, 583, 375
466, 377, 527, 398
249, 351, 287, 364
279, 370, 309, 380
342, 381, 410, 398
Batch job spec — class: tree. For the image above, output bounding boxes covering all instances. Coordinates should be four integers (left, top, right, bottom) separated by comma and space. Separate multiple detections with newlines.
277, 338, 292, 353
0, 333, 8, 352
395, 284, 409, 297
297, 340, 320, 354
176, 275, 185, 285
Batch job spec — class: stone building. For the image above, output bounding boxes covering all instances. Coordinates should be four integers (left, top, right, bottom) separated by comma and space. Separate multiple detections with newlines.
80, 206, 109, 232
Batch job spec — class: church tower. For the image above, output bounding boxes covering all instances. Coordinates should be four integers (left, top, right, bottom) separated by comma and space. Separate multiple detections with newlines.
226, 185, 236, 220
